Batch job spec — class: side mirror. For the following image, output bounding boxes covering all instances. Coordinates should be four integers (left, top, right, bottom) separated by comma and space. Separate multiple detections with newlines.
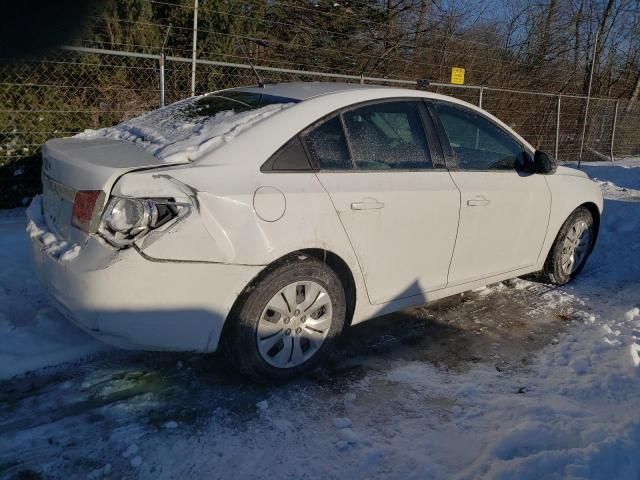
532, 150, 557, 174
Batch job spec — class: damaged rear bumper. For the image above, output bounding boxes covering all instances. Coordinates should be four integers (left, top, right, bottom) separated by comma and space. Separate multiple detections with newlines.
28, 221, 262, 352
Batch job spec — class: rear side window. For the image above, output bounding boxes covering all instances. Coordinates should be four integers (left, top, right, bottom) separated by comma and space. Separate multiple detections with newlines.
432, 102, 524, 170
303, 116, 352, 170
261, 136, 312, 172
343, 101, 432, 170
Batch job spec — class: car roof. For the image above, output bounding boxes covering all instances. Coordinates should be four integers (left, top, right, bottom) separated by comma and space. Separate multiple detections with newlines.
206, 81, 535, 159
227, 81, 393, 102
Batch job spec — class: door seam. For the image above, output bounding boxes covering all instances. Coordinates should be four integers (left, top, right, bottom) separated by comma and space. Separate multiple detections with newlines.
536, 176, 554, 263
446, 170, 463, 288
313, 172, 376, 305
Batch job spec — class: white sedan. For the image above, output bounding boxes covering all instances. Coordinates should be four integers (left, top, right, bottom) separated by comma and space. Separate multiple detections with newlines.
28, 82, 603, 381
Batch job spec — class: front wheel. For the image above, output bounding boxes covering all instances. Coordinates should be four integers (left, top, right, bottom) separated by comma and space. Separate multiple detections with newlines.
541, 207, 596, 285
225, 255, 346, 383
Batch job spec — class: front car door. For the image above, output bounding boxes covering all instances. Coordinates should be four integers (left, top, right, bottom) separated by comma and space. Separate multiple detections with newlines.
303, 99, 460, 304
427, 100, 552, 286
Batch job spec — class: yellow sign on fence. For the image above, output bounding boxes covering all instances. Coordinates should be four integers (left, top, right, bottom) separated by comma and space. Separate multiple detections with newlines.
451, 67, 465, 85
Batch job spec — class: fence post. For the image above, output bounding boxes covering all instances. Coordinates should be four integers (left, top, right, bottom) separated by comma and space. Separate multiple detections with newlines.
555, 95, 561, 160
160, 23, 171, 108
478, 86, 484, 108
190, 0, 198, 96
159, 53, 165, 107
610, 100, 619, 162
578, 96, 590, 164
160, 52, 164, 107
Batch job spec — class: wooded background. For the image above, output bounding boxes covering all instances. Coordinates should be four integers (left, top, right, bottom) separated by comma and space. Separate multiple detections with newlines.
1, 0, 639, 208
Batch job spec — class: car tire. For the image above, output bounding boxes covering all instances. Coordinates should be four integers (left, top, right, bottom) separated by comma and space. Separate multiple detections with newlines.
541, 207, 596, 285
224, 254, 346, 383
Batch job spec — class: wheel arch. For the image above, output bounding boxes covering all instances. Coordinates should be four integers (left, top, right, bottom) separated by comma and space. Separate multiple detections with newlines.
579, 201, 601, 244
298, 248, 357, 328
220, 248, 358, 346
541, 201, 601, 265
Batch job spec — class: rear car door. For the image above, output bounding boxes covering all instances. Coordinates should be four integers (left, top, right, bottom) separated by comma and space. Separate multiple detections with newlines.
304, 99, 460, 304
427, 100, 551, 286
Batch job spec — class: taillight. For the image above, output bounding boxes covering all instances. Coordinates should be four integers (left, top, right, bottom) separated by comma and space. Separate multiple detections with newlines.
72, 190, 105, 232
97, 197, 183, 248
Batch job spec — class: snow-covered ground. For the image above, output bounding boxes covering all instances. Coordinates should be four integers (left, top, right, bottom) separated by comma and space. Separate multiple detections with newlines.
1, 159, 639, 480
0, 212, 106, 380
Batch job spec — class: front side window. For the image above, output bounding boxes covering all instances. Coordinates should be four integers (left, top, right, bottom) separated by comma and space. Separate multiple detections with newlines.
433, 102, 524, 170
343, 101, 432, 170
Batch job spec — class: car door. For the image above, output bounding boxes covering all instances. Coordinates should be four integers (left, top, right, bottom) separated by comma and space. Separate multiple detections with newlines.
303, 99, 460, 305
427, 100, 551, 286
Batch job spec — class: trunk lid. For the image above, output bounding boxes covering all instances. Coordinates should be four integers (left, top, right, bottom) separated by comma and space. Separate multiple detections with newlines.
42, 137, 189, 190
41, 138, 188, 241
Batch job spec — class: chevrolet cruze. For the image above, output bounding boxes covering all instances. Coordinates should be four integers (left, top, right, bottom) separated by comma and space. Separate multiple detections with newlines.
28, 82, 603, 381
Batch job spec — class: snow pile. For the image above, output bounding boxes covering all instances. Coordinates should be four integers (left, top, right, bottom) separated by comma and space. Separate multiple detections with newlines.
595, 180, 640, 200
453, 306, 640, 479
76, 98, 292, 163
575, 158, 640, 201
0, 209, 106, 379
25, 195, 82, 263
432, 160, 640, 479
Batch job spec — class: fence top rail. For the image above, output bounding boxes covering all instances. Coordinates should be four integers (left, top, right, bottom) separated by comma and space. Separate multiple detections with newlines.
39, 45, 629, 103
61, 45, 161, 61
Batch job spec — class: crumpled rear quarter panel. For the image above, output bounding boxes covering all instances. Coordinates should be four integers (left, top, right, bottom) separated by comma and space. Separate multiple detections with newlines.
113, 165, 361, 272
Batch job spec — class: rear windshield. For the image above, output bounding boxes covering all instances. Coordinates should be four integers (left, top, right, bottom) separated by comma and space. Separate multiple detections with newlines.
188, 91, 299, 118
76, 90, 298, 163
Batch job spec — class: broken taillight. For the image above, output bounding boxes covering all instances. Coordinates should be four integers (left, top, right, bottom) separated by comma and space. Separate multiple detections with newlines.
72, 190, 105, 232
97, 196, 185, 248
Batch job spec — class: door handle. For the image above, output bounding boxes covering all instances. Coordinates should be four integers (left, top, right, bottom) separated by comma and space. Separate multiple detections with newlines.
467, 196, 490, 207
351, 200, 385, 210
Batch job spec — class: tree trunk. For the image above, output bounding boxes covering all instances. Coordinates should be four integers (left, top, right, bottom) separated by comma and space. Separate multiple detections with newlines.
583, 0, 615, 95
573, 0, 584, 74
537, 0, 558, 64
626, 73, 640, 112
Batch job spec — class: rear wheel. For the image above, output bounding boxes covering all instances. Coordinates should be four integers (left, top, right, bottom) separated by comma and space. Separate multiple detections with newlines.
541, 207, 596, 285
225, 255, 346, 383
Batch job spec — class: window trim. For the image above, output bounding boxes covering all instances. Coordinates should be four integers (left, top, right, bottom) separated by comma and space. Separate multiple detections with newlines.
338, 113, 358, 169
300, 97, 447, 173
425, 99, 529, 173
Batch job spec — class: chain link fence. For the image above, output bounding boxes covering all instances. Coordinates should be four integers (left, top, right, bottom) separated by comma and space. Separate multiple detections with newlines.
1, 46, 639, 208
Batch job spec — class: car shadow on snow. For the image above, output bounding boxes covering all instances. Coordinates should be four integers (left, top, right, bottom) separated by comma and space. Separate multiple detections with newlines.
0, 278, 575, 434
